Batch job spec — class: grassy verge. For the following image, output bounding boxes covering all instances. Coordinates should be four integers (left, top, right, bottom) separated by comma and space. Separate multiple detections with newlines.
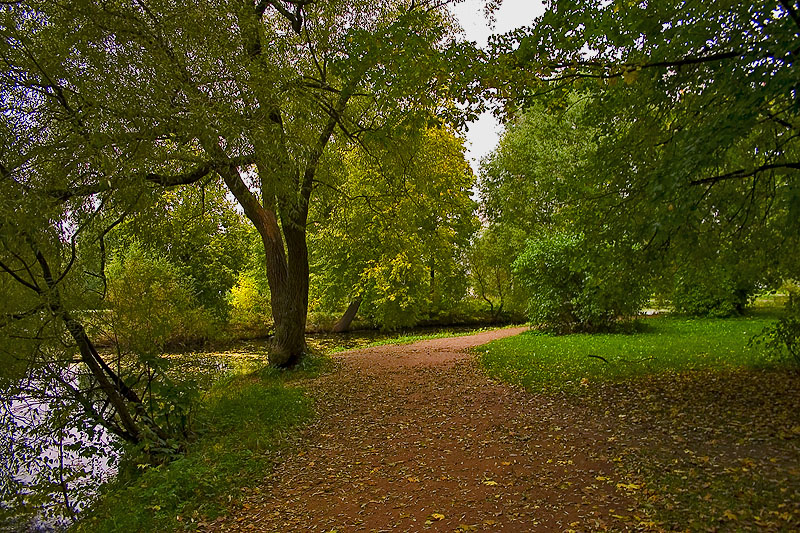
477, 315, 779, 392
73, 355, 327, 533
477, 315, 800, 531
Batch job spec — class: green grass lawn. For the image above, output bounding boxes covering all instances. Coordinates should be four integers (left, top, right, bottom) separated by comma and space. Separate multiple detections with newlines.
477, 315, 781, 392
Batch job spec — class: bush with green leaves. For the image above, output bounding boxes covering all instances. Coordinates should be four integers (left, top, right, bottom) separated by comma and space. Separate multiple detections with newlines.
512, 231, 648, 333
751, 284, 800, 367
106, 244, 218, 352
227, 271, 273, 338
669, 261, 759, 318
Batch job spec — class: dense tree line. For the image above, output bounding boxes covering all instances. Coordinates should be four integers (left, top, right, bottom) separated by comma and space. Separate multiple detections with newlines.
480, 0, 799, 327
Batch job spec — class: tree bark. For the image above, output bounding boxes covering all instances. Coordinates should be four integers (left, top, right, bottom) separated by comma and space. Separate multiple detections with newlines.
269, 221, 309, 367
332, 297, 362, 333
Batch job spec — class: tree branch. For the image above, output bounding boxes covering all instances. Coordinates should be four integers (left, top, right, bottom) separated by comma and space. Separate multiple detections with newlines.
541, 49, 745, 83
47, 155, 254, 201
689, 162, 800, 186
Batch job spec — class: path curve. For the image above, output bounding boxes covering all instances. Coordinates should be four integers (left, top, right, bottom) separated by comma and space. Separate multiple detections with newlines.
204, 327, 635, 532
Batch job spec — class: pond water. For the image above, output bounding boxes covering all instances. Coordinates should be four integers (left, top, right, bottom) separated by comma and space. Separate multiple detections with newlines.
1, 369, 120, 533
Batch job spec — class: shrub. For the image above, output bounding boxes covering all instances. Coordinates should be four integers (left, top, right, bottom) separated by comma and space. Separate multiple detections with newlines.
227, 271, 272, 338
106, 244, 217, 352
751, 282, 800, 367
512, 231, 648, 333
671, 268, 752, 317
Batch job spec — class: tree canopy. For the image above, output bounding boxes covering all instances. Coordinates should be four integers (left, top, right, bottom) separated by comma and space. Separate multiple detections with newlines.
479, 0, 800, 319
0, 0, 482, 366
309, 125, 477, 330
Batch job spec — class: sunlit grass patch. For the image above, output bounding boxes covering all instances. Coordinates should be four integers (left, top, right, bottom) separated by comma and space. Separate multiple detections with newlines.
476, 316, 781, 392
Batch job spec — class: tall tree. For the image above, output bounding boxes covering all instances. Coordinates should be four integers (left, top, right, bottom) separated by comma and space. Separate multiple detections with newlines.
309, 125, 478, 330
1, 0, 479, 366
483, 0, 800, 300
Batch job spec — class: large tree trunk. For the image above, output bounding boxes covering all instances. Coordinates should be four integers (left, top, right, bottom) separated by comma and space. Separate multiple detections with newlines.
204, 69, 354, 367
269, 222, 309, 367
210, 148, 307, 367
332, 296, 362, 333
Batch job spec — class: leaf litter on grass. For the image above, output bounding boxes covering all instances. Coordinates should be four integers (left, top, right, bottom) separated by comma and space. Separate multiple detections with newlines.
586, 368, 800, 532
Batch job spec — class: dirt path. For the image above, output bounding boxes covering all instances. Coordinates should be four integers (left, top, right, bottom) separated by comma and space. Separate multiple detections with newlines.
204, 328, 638, 532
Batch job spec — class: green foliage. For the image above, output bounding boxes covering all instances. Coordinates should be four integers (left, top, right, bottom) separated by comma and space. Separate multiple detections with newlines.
512, 231, 648, 332
467, 226, 527, 321
74, 361, 318, 533
106, 244, 217, 352
479, 98, 596, 235
227, 271, 273, 339
476, 97, 651, 332
110, 184, 254, 320
309, 126, 478, 330
485, 0, 800, 301
671, 272, 748, 318
751, 284, 800, 367
477, 316, 780, 393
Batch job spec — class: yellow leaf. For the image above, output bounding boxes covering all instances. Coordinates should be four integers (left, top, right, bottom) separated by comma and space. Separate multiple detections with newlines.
616, 482, 641, 490
483, 480, 498, 486
595, 476, 609, 481
429, 513, 445, 521
723, 510, 738, 521
501, 461, 511, 466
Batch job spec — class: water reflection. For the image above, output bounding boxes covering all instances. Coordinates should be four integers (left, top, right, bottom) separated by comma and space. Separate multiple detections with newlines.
1, 368, 120, 533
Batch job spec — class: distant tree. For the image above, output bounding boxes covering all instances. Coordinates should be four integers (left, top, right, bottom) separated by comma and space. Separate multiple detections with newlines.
476, 98, 651, 327
480, 97, 596, 236
228, 270, 273, 338
105, 244, 218, 351
466, 225, 525, 321
309, 126, 478, 330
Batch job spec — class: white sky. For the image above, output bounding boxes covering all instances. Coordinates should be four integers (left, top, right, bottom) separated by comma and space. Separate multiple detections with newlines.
448, 0, 546, 173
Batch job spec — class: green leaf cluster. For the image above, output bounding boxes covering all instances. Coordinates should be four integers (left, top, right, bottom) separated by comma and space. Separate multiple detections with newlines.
512, 230, 648, 333
309, 125, 478, 330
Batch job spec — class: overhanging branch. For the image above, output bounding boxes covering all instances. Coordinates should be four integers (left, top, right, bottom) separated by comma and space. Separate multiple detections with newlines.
540, 49, 746, 83
46, 155, 255, 201
689, 162, 800, 186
